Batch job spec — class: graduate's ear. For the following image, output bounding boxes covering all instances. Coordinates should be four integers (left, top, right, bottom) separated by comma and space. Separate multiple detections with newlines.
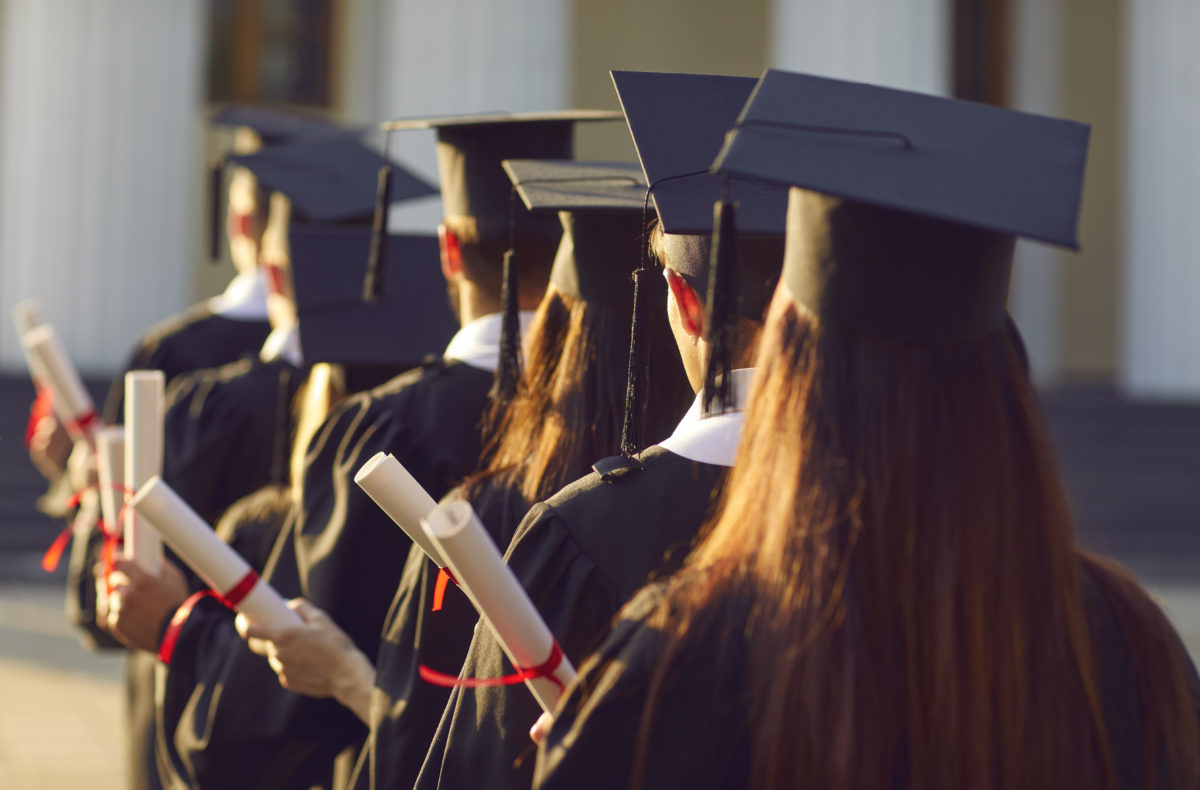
665, 268, 705, 339
438, 223, 464, 280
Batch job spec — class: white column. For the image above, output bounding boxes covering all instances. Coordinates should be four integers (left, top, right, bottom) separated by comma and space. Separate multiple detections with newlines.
364, 0, 571, 233
1006, 0, 1064, 382
1121, 0, 1200, 397
0, 0, 204, 374
768, 0, 950, 94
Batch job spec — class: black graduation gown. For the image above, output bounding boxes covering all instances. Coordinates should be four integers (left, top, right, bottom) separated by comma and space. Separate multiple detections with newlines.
414, 446, 727, 790
533, 565, 1200, 790
161, 356, 302, 527
101, 303, 271, 424
157, 359, 495, 790
348, 480, 531, 790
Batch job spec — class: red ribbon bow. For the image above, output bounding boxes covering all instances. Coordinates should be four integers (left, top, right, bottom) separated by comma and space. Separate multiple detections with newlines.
432, 567, 458, 612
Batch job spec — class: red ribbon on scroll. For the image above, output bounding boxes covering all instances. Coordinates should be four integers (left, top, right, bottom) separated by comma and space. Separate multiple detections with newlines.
65, 408, 98, 438
157, 569, 260, 664
25, 386, 53, 449
418, 640, 566, 691
42, 484, 133, 581
431, 567, 459, 612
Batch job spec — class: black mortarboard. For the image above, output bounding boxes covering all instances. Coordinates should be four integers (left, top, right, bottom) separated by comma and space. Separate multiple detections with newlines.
714, 69, 1091, 345
614, 69, 788, 416
380, 110, 622, 231
208, 106, 350, 260
226, 137, 437, 225
289, 225, 457, 368
211, 105, 346, 146
373, 111, 623, 398
503, 160, 648, 309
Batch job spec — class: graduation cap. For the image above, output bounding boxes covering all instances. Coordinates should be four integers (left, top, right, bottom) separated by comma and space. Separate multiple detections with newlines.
208, 106, 351, 261
486, 159, 650, 412
211, 104, 347, 146
289, 225, 457, 369
613, 69, 789, 419
371, 110, 624, 397
226, 137, 436, 225
714, 68, 1091, 346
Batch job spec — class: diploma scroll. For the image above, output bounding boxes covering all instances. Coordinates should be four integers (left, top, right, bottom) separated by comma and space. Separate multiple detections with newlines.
131, 477, 302, 629
20, 325, 99, 440
124, 371, 165, 573
354, 452, 447, 567
95, 427, 127, 531
422, 500, 575, 713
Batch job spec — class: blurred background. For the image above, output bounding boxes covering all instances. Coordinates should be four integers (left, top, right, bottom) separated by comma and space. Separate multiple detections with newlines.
0, 0, 1196, 787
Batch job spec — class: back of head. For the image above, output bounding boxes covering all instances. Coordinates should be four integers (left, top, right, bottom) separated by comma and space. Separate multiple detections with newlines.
629, 194, 1200, 789
471, 209, 691, 505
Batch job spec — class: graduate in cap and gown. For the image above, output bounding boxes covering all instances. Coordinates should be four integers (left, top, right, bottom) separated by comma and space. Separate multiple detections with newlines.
534, 69, 1200, 790
239, 158, 692, 790
148, 111, 618, 790
412, 70, 787, 790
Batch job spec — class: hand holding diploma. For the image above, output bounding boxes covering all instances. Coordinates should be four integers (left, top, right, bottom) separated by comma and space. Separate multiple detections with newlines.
130, 477, 301, 630
237, 599, 375, 724
104, 557, 189, 652
421, 500, 576, 714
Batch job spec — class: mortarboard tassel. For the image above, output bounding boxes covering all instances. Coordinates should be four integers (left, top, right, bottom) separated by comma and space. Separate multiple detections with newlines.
489, 248, 523, 406
362, 162, 394, 303
619, 251, 655, 458
208, 159, 224, 263
701, 194, 738, 416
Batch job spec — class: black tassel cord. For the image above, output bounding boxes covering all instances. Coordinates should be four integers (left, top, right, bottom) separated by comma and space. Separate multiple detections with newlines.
702, 188, 738, 417
363, 131, 395, 303
489, 186, 524, 406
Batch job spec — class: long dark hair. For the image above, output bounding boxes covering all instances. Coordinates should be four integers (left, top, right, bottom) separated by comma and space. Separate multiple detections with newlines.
622, 290, 1199, 789
466, 281, 690, 505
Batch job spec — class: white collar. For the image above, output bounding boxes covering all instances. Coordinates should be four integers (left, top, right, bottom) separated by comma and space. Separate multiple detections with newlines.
656, 368, 755, 467
442, 311, 534, 373
207, 269, 269, 320
259, 323, 303, 366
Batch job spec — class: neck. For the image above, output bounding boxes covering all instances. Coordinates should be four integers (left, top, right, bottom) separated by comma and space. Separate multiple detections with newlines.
455, 279, 502, 327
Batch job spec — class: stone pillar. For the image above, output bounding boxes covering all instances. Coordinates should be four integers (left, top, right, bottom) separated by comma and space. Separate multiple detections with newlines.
1121, 0, 1200, 396
768, 0, 950, 94
0, 0, 204, 373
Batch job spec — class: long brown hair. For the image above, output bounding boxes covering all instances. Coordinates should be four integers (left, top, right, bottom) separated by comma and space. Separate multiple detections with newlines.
466, 282, 689, 505
628, 290, 1199, 789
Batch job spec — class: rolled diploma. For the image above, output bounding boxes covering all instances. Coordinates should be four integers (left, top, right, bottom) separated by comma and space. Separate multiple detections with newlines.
11, 300, 46, 383
124, 371, 164, 573
11, 299, 43, 335
95, 427, 126, 531
131, 476, 302, 628
354, 452, 447, 567
422, 500, 575, 713
20, 324, 98, 438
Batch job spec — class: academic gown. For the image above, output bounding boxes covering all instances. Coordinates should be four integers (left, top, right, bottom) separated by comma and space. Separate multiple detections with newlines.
414, 372, 752, 790
161, 355, 302, 528
347, 479, 531, 790
534, 564, 1200, 790
156, 357, 497, 790
101, 303, 272, 424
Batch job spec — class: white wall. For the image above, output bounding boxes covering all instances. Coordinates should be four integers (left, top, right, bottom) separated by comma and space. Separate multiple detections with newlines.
769, 0, 950, 94
355, 0, 572, 234
0, 0, 205, 374
1121, 0, 1200, 396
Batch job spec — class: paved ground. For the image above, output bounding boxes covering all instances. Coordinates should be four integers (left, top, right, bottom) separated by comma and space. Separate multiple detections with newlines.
0, 375, 1197, 788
